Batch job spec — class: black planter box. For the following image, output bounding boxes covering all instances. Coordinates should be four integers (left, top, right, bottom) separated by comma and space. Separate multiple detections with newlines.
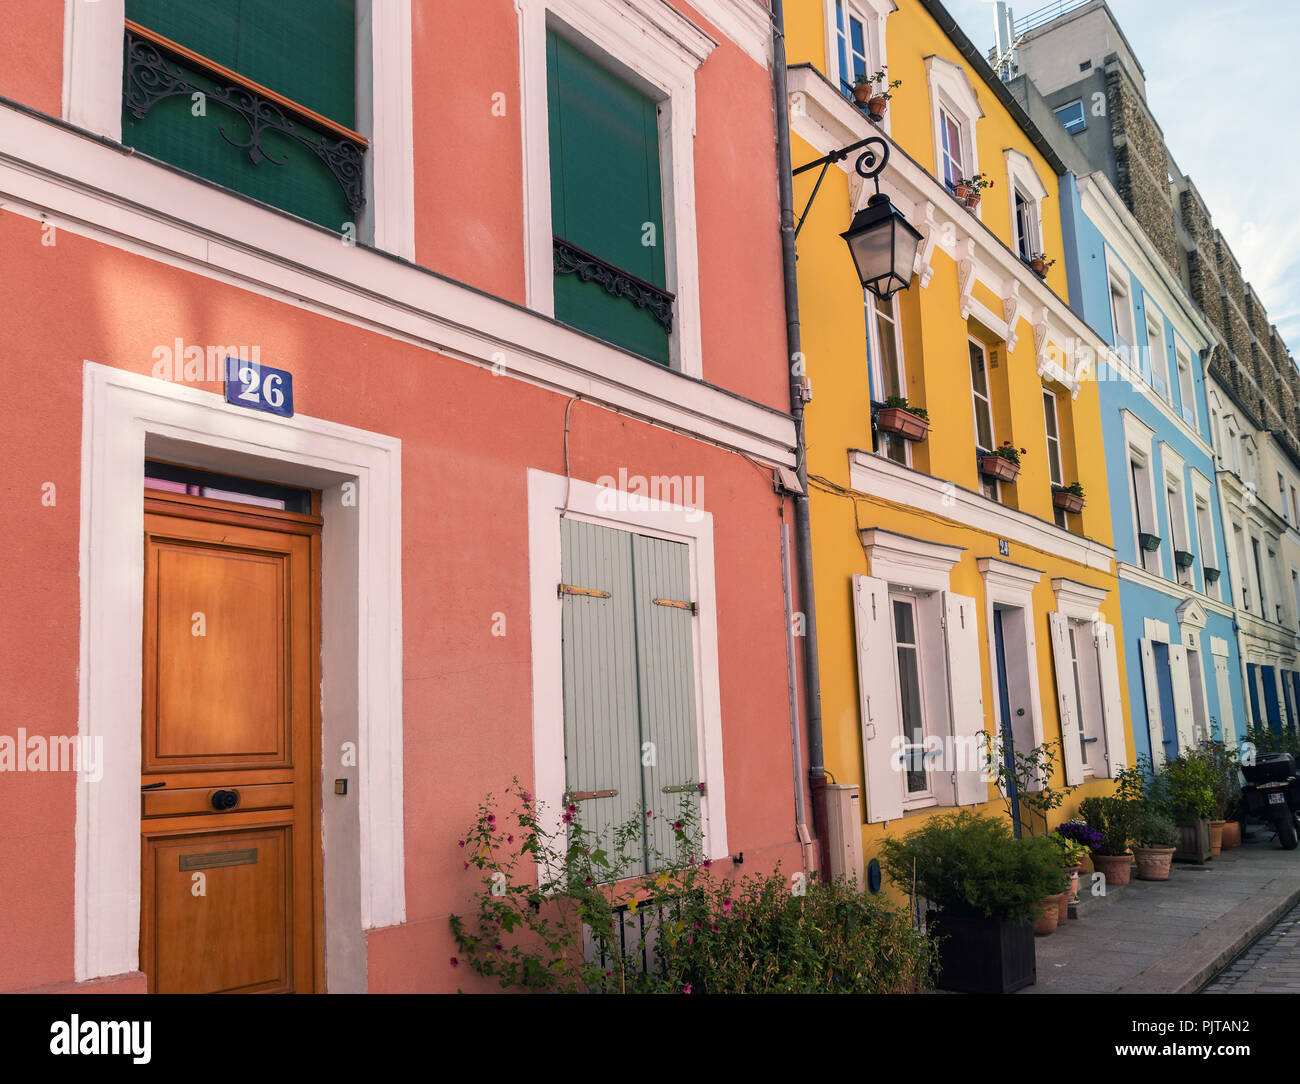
926, 911, 1036, 994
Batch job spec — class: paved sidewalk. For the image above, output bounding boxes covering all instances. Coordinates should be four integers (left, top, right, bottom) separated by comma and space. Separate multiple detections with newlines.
1201, 900, 1300, 993
1018, 833, 1300, 994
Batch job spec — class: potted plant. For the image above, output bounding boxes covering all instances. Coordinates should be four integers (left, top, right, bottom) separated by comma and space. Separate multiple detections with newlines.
879, 810, 1067, 993
979, 441, 1025, 483
1029, 253, 1056, 279
1160, 754, 1216, 863
1050, 832, 1089, 922
1222, 795, 1243, 849
1194, 739, 1240, 855
853, 68, 901, 119
1053, 482, 1086, 514
958, 172, 995, 209
874, 396, 930, 442
1131, 808, 1179, 881
1078, 796, 1136, 885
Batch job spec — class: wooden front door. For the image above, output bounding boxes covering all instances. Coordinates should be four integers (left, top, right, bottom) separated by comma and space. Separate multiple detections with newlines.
140, 490, 322, 993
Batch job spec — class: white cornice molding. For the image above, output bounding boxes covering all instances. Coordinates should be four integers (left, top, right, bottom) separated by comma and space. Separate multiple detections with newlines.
1051, 577, 1110, 620
1176, 596, 1209, 628
979, 557, 1044, 598
1115, 560, 1237, 619
847, 450, 1116, 574
860, 527, 963, 592
0, 103, 795, 468
787, 66, 1108, 400
689, 0, 771, 67
542, 0, 718, 69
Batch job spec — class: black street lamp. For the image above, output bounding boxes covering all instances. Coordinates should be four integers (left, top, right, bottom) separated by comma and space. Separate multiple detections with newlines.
793, 135, 921, 301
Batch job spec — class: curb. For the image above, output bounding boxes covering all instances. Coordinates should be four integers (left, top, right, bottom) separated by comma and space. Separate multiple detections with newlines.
1115, 872, 1300, 994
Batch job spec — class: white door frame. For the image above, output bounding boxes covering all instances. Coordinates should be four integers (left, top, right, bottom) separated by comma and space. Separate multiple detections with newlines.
76, 363, 404, 989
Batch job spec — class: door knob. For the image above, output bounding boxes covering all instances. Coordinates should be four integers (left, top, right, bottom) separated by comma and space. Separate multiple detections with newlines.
211, 789, 239, 811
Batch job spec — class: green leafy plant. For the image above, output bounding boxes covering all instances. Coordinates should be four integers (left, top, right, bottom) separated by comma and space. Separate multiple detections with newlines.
1056, 481, 1085, 498
993, 440, 1027, 466
979, 733, 1076, 836
882, 395, 929, 421
1078, 795, 1137, 855
1131, 807, 1179, 848
959, 172, 995, 192
1050, 832, 1089, 868
1032, 253, 1058, 270
1190, 739, 1241, 820
1161, 754, 1217, 820
879, 810, 1068, 924
854, 66, 903, 99
1243, 723, 1300, 762
449, 781, 932, 993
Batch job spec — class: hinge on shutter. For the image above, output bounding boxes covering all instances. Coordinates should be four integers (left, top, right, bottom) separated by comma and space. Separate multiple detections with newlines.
570, 789, 618, 801
558, 584, 611, 599
662, 783, 705, 794
652, 597, 698, 614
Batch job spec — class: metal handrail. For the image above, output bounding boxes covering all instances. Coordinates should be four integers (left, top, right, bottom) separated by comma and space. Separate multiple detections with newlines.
1013, 0, 1090, 36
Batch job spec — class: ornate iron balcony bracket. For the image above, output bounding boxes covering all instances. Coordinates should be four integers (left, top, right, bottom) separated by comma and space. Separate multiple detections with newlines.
124, 31, 366, 214
553, 237, 675, 332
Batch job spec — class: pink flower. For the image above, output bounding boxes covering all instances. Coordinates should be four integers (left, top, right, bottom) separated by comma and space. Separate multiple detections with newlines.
566, 803, 577, 815
703, 859, 712, 870
683, 984, 692, 994
487, 814, 495, 824
507, 834, 514, 844
562, 812, 573, 824
522, 791, 532, 803
697, 782, 705, 792
673, 820, 684, 831
458, 840, 465, 848
710, 923, 718, 932
646, 809, 654, 819
463, 861, 470, 870
450, 957, 459, 967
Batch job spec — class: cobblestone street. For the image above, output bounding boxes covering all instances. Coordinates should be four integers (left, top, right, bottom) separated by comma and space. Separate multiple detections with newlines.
1202, 901, 1300, 993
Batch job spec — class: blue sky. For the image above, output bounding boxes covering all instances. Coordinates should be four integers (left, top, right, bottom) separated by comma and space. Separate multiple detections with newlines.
941, 0, 1300, 359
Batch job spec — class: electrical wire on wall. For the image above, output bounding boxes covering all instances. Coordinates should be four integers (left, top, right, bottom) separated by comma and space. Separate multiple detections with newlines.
561, 394, 580, 519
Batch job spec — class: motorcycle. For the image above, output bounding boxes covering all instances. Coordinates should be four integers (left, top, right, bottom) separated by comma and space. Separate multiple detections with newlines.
1240, 751, 1300, 850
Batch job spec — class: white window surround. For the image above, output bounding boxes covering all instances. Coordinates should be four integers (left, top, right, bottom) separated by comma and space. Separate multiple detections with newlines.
76, 362, 403, 989
1123, 409, 1159, 566
822, 0, 897, 134
861, 528, 963, 590
978, 558, 1047, 753
1005, 149, 1047, 259
925, 56, 982, 196
848, 450, 1115, 573
516, 0, 713, 377
526, 467, 728, 860
63, 0, 416, 259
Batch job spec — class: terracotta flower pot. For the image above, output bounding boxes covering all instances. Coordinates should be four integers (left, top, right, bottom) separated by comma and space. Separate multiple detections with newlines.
954, 182, 971, 201
1053, 489, 1085, 513
978, 453, 1021, 483
1221, 820, 1241, 849
1209, 819, 1226, 856
966, 191, 982, 208
875, 406, 929, 442
1030, 257, 1046, 275
867, 96, 887, 118
1034, 893, 1063, 936
852, 84, 872, 104
1090, 852, 1132, 887
1067, 867, 1081, 903
1134, 845, 1176, 881
1056, 874, 1078, 922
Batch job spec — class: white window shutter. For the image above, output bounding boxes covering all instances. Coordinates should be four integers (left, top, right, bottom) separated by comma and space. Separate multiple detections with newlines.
1213, 656, 1237, 750
1096, 623, 1128, 777
1047, 612, 1086, 785
1138, 638, 1168, 767
943, 591, 988, 806
1167, 644, 1197, 756
852, 575, 904, 824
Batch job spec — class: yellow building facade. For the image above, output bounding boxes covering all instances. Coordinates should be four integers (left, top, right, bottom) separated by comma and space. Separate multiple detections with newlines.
784, 0, 1136, 874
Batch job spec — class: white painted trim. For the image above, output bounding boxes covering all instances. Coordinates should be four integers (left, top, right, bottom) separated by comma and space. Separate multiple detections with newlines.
515, 0, 712, 376
366, 0, 416, 260
1177, 596, 1209, 629
1004, 148, 1047, 259
63, 0, 124, 139
860, 528, 963, 592
820, 0, 896, 136
693, 0, 773, 66
526, 469, 728, 861
925, 55, 982, 195
1210, 635, 1230, 657
76, 363, 404, 986
1144, 617, 1172, 644
847, 450, 1116, 574
1115, 561, 1238, 620
0, 103, 794, 468
978, 558, 1047, 753
1050, 577, 1109, 621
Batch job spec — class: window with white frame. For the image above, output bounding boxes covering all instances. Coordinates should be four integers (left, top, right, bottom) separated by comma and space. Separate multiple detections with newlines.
1043, 388, 1067, 528
926, 56, 982, 197
1145, 315, 1168, 398
1166, 471, 1191, 585
1234, 524, 1250, 611
970, 338, 999, 501
1267, 546, 1281, 622
1281, 472, 1289, 524
833, 0, 870, 97
1292, 569, 1300, 629
1014, 188, 1038, 260
1006, 150, 1048, 263
1109, 273, 1135, 367
867, 293, 909, 465
1194, 495, 1219, 599
1176, 348, 1197, 426
1252, 536, 1267, 617
1054, 99, 1086, 133
852, 533, 986, 822
1130, 447, 1159, 572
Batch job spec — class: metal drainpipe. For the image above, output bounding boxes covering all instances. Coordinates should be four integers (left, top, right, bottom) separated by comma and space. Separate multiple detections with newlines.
770, 0, 831, 877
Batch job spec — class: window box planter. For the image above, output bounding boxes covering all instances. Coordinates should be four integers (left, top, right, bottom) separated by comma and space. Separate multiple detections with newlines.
1173, 819, 1212, 864
1052, 487, 1085, 514
1203, 565, 1221, 583
965, 191, 982, 209
875, 405, 929, 442
926, 911, 1036, 994
1175, 549, 1195, 570
978, 453, 1021, 483
1139, 532, 1163, 553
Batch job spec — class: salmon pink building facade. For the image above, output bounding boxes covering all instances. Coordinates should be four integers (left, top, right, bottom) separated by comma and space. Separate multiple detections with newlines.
0, 0, 807, 994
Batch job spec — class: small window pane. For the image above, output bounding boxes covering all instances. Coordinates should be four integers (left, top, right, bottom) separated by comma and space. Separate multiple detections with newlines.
1055, 100, 1086, 133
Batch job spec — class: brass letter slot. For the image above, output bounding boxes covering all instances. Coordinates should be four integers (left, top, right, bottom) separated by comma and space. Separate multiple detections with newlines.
571, 789, 618, 801
662, 783, 706, 794
558, 584, 611, 599
652, 598, 697, 614
179, 847, 258, 871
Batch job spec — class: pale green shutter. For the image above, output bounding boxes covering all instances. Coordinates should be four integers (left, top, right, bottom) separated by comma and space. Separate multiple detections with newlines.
560, 519, 645, 877
631, 535, 700, 868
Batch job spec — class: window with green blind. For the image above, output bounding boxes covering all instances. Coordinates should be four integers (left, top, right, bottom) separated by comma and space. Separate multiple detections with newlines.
547, 31, 673, 366
121, 0, 362, 232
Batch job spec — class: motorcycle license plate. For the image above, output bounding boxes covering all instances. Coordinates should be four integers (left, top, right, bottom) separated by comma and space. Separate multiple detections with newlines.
1268, 792, 1286, 805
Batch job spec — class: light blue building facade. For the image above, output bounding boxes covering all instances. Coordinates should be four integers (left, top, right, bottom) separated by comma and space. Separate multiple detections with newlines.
1059, 170, 1248, 763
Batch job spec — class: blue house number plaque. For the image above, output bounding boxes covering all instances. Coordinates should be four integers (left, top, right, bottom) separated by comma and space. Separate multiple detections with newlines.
225, 356, 294, 418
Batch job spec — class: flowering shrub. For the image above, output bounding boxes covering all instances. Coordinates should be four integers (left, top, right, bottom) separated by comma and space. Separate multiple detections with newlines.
449, 780, 933, 993
1054, 820, 1104, 852
993, 440, 1027, 465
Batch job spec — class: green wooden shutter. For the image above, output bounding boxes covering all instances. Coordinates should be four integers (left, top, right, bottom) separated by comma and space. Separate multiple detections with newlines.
547, 31, 670, 365
630, 534, 701, 869
560, 519, 647, 878
123, 0, 357, 231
